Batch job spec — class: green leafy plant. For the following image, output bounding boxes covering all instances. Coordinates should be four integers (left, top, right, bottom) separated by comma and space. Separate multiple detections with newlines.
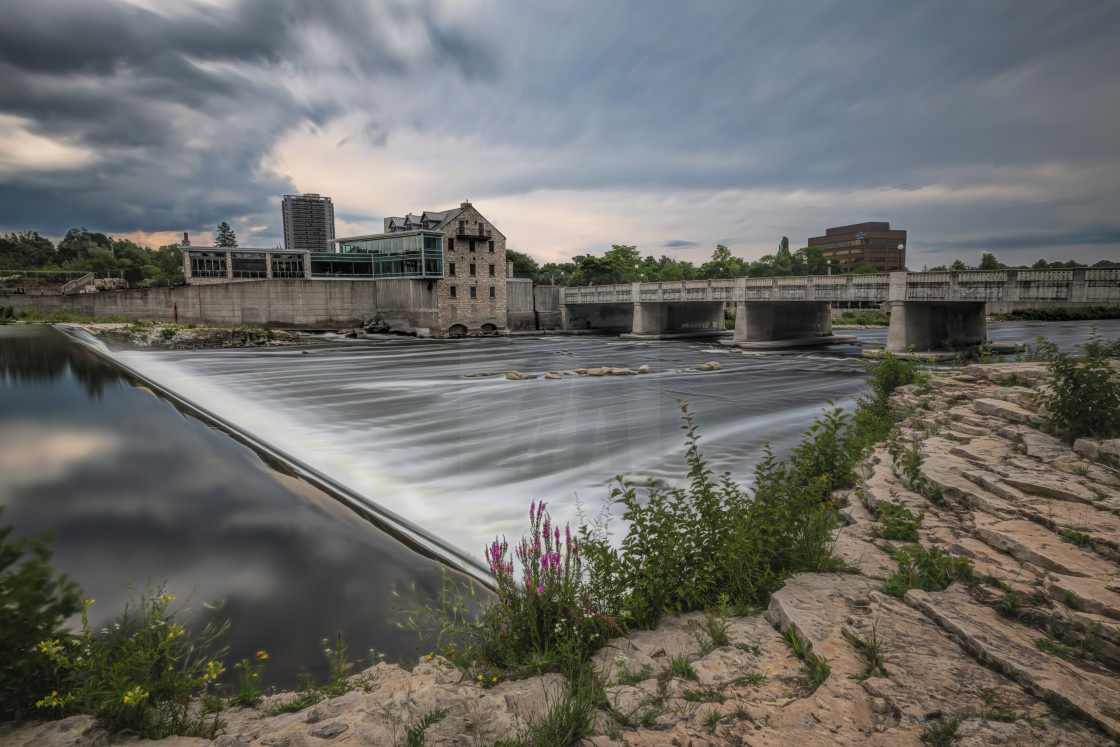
580, 402, 849, 630
0, 510, 83, 721
36, 585, 229, 739
877, 497, 925, 542
846, 622, 888, 681
782, 628, 830, 693
405, 708, 447, 747
921, 717, 962, 745
1060, 529, 1091, 548
881, 545, 974, 597
1044, 332, 1120, 440
994, 591, 1021, 618
481, 503, 612, 672
614, 660, 652, 686
734, 671, 766, 687
666, 652, 697, 680
230, 649, 269, 708
1057, 588, 1082, 611
682, 688, 724, 703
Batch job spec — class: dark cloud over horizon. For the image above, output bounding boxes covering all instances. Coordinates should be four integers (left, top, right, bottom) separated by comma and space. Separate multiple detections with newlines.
0, 0, 1118, 266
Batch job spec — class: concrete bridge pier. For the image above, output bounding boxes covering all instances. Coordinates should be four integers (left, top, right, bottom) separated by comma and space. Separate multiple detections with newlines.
627, 301, 724, 337
729, 301, 851, 349
884, 301, 987, 355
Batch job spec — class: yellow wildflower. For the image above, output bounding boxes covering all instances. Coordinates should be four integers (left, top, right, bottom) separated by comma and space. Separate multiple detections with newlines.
256, 650, 269, 661
477, 674, 483, 681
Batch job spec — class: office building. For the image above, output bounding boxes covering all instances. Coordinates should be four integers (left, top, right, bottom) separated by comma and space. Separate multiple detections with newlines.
282, 193, 336, 253
807, 222, 907, 273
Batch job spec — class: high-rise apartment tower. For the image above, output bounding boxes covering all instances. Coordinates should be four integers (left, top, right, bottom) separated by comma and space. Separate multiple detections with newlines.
282, 193, 336, 253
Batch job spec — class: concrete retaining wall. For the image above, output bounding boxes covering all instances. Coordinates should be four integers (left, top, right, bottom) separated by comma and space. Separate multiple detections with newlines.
0, 279, 438, 331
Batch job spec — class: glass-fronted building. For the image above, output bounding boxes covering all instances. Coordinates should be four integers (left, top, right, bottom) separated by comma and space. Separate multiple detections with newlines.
324, 230, 445, 279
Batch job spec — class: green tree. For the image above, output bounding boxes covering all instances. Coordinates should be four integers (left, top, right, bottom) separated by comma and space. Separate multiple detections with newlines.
792, 246, 826, 276
978, 252, 1001, 270
1032, 258, 1049, 269
0, 232, 56, 270
700, 244, 743, 279
112, 239, 151, 268
57, 228, 112, 265
536, 261, 576, 285
215, 222, 238, 247
505, 249, 539, 279
849, 260, 877, 274
1, 507, 83, 721
950, 259, 967, 271
655, 257, 698, 281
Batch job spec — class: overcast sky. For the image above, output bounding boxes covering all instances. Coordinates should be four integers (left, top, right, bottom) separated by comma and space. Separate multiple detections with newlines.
1, 0, 1118, 269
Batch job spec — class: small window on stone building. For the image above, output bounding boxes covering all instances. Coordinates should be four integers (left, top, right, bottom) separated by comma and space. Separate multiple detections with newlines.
489, 286, 496, 299
469, 286, 477, 299
469, 263, 476, 276
488, 264, 495, 277
448, 262, 456, 276
448, 238, 455, 251
459, 220, 465, 233
449, 285, 457, 298
469, 241, 476, 252
488, 240, 494, 252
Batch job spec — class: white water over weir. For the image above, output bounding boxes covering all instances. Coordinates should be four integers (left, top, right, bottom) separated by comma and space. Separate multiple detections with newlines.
80, 320, 1120, 570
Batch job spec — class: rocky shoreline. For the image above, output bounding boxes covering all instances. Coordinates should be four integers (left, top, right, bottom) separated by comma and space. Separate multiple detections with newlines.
5, 361, 1120, 745
65, 323, 324, 350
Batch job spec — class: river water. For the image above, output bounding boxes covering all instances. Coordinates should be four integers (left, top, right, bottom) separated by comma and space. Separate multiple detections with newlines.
2, 319, 1118, 683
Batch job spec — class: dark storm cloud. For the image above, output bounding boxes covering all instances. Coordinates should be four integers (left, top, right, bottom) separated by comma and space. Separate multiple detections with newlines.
663, 240, 698, 249
2, 0, 1119, 256
0, 0, 495, 239
922, 226, 1120, 253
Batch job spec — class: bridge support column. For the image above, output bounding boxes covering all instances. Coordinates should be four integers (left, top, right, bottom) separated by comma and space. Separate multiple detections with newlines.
632, 302, 667, 335
885, 301, 987, 354
731, 301, 837, 348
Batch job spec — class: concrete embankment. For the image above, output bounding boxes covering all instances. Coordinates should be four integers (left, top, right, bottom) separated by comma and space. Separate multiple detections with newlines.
5, 362, 1120, 745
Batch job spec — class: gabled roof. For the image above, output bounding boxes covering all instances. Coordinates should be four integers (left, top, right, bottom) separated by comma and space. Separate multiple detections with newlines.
384, 205, 506, 239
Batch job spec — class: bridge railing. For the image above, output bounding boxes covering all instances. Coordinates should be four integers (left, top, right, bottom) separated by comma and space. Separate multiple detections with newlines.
559, 269, 1118, 306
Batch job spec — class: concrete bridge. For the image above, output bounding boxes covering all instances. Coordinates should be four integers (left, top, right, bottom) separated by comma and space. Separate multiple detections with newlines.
560, 268, 1120, 353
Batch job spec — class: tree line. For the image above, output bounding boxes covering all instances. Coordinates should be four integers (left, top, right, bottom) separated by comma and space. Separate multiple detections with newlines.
924, 252, 1118, 272
510, 241, 1119, 286
0, 223, 239, 287
507, 237, 844, 286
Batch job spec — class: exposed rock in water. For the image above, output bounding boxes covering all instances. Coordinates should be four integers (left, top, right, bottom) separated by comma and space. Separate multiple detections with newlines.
75, 323, 320, 350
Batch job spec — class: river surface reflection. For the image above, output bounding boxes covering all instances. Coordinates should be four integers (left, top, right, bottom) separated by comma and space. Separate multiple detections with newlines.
0, 325, 454, 686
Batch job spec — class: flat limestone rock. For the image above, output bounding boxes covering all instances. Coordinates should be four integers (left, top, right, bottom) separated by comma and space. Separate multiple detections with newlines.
906, 586, 1120, 737
972, 398, 1041, 425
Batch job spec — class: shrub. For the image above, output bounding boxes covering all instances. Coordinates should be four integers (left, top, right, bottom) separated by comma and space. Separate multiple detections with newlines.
0, 510, 83, 721
37, 585, 229, 739
882, 545, 973, 597
877, 497, 924, 542
1044, 332, 1120, 440
579, 403, 846, 629
481, 504, 611, 670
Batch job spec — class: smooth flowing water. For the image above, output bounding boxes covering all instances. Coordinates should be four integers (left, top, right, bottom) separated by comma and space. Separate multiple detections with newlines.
3, 318, 1117, 684
100, 319, 1120, 567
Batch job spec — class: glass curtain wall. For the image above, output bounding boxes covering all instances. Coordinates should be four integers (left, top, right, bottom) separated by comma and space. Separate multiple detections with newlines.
328, 231, 443, 279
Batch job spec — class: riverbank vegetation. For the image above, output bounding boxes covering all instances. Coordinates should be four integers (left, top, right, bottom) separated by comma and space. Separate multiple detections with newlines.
4, 332, 1118, 743
989, 306, 1120, 322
